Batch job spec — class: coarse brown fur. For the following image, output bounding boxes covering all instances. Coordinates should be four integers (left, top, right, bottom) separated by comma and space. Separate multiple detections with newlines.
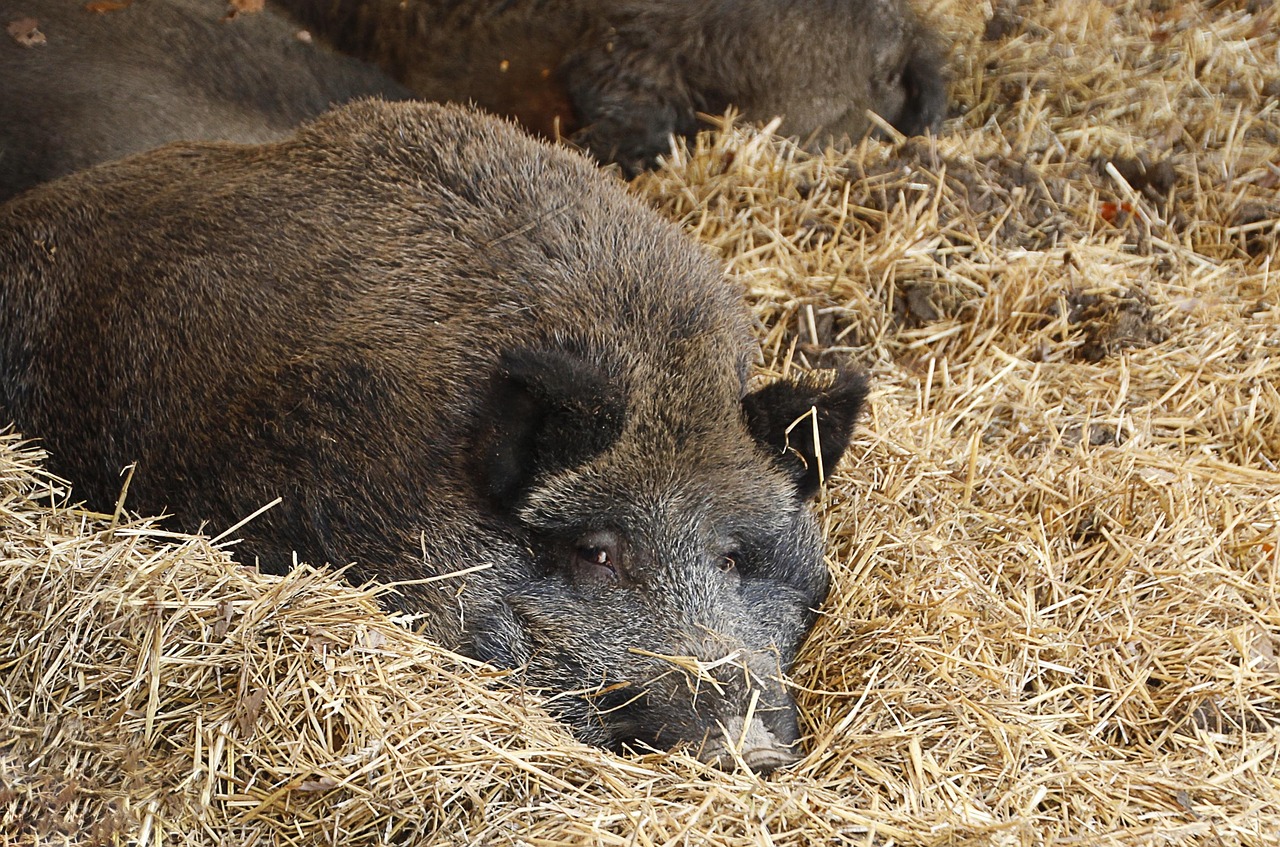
274, 0, 949, 172
0, 100, 866, 769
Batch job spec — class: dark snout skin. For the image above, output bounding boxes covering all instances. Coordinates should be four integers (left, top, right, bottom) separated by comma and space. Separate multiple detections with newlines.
273, 0, 949, 173
0, 0, 409, 201
591, 645, 808, 774
0, 101, 867, 770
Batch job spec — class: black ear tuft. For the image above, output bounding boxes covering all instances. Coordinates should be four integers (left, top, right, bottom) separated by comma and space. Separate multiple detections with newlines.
475, 348, 627, 508
895, 40, 949, 136
742, 368, 869, 499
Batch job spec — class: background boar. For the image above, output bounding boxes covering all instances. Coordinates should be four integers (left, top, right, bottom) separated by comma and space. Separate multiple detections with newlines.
0, 0, 409, 201
0, 100, 867, 771
274, 0, 949, 172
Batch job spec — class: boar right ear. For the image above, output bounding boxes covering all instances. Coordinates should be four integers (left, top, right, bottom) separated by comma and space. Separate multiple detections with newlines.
895, 42, 949, 136
475, 348, 627, 509
742, 369, 869, 499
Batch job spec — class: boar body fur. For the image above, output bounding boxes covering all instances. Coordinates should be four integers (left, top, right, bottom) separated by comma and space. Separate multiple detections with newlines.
0, 0, 410, 201
0, 101, 866, 770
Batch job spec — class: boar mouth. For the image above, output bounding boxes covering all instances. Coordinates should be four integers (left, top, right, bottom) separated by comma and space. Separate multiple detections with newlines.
698, 718, 805, 775
695, 701, 807, 775
610, 710, 806, 775
575, 653, 806, 774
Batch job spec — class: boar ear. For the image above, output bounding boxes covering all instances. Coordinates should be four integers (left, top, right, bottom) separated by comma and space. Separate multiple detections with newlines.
742, 369, 869, 499
895, 41, 949, 136
476, 348, 626, 508
563, 44, 699, 175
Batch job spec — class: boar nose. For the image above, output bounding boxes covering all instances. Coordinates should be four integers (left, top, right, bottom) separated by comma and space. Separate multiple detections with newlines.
692, 650, 806, 774
702, 712, 805, 774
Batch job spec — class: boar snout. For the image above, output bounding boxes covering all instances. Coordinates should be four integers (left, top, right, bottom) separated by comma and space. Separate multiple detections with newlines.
585, 645, 806, 774
706, 713, 804, 775
674, 648, 807, 775
470, 587, 814, 772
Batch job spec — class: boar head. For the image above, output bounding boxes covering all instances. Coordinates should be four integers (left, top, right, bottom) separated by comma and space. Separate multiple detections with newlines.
469, 347, 867, 772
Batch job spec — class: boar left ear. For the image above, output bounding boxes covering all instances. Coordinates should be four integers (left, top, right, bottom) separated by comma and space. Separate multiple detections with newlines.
742, 369, 869, 499
476, 348, 627, 509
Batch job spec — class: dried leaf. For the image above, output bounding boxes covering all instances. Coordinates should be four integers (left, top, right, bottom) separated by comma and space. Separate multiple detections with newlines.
235, 688, 268, 737
1098, 200, 1134, 224
296, 775, 340, 792
1250, 626, 1279, 675
222, 0, 264, 21
6, 17, 45, 47
213, 599, 235, 638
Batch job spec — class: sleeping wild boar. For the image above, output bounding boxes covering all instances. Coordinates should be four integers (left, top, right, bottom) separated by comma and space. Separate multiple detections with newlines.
274, 0, 949, 172
0, 0, 409, 201
0, 100, 867, 771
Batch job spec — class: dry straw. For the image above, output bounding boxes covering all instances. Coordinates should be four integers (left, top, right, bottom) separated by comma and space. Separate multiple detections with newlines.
3, 0, 1279, 844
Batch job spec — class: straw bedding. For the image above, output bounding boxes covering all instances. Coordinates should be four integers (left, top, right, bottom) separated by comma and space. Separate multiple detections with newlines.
2, 0, 1278, 844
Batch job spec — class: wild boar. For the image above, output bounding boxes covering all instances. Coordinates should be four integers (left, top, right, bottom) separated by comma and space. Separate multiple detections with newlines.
0, 99, 867, 771
0, 0, 409, 201
273, 0, 949, 172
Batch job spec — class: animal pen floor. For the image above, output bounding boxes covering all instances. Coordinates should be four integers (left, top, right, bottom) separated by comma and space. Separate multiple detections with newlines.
2, 0, 1278, 844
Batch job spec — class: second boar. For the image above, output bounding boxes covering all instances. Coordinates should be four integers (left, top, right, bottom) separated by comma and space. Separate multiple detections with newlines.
275, 0, 949, 172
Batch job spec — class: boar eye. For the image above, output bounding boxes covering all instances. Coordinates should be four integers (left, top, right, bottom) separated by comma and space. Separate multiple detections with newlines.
719, 552, 740, 574
578, 545, 614, 571
571, 529, 622, 582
